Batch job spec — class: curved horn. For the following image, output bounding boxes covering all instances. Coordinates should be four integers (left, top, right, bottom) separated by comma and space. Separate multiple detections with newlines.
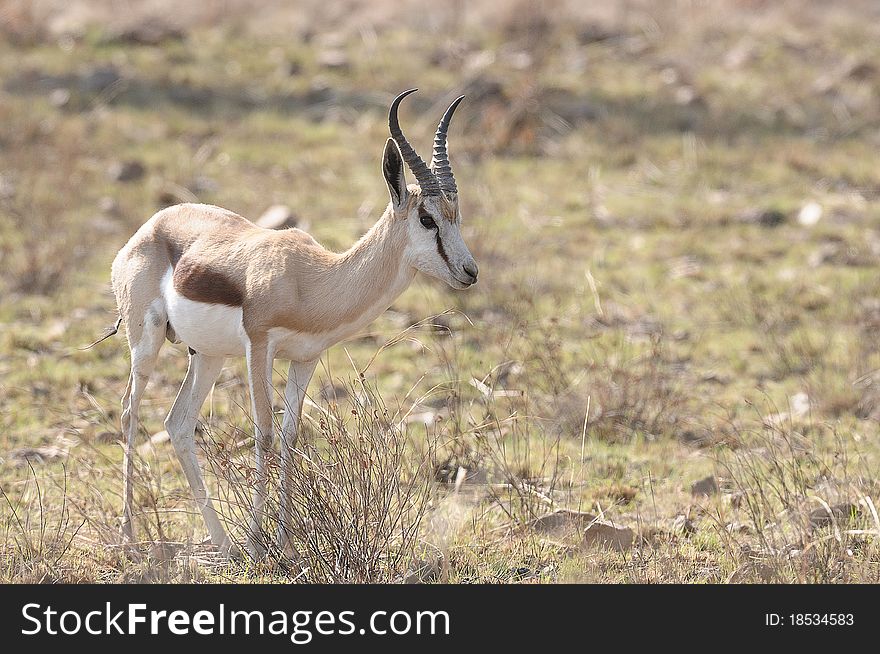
388, 89, 440, 195
431, 95, 465, 196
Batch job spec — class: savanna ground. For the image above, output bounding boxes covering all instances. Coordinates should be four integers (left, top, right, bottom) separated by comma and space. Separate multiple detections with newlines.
2, 0, 880, 583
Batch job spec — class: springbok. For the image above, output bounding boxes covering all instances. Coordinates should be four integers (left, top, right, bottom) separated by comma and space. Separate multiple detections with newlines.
110, 89, 478, 558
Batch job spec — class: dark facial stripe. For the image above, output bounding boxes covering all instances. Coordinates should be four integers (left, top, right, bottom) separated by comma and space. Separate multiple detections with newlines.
434, 229, 450, 266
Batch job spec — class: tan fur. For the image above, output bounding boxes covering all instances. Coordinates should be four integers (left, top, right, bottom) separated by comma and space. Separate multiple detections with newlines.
112, 200, 416, 341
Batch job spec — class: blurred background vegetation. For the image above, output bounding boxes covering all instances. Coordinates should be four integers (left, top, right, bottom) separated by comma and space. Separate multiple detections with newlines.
1, 0, 880, 582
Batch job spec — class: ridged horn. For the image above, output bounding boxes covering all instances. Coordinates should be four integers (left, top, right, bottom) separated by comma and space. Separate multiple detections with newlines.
431, 95, 465, 196
388, 89, 441, 196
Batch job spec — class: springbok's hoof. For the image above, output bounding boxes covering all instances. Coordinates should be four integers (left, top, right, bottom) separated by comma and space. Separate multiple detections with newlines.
246, 539, 268, 563
199, 536, 242, 562
222, 542, 244, 562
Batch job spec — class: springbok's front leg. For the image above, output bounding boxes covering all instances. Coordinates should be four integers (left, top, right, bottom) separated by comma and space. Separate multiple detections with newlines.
245, 338, 275, 560
276, 359, 318, 559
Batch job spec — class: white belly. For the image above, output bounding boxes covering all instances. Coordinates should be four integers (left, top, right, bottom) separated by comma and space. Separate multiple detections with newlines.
161, 268, 247, 357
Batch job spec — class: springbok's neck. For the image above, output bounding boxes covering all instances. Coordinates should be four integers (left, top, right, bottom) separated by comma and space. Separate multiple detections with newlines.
297, 205, 415, 332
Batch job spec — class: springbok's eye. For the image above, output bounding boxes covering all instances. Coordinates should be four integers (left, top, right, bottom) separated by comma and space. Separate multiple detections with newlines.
419, 211, 437, 230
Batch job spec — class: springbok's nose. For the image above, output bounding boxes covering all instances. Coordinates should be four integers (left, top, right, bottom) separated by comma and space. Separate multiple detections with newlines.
462, 262, 479, 283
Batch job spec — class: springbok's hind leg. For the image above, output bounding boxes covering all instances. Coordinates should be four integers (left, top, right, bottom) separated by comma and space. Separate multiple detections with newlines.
120, 372, 134, 542
120, 308, 165, 543
164, 352, 233, 555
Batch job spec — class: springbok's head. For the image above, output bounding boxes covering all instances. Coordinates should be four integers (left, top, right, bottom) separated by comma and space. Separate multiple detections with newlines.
382, 89, 478, 290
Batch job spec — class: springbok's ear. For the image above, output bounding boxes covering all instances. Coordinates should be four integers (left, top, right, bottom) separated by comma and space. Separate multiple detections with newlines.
382, 138, 408, 208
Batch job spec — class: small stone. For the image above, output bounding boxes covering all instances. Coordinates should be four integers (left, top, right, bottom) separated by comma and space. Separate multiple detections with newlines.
660, 67, 679, 85
674, 85, 700, 106
757, 209, 787, 227
846, 60, 876, 80
317, 49, 349, 70
530, 509, 598, 534
581, 520, 634, 552
80, 65, 122, 93
89, 215, 122, 234
726, 521, 752, 534
724, 39, 756, 69
6, 445, 68, 467
576, 24, 616, 44
108, 160, 146, 182
493, 360, 523, 386
691, 475, 719, 496
402, 558, 441, 584
808, 242, 839, 267
763, 392, 811, 426
95, 431, 120, 444
678, 429, 713, 447
103, 19, 184, 46
49, 88, 70, 108
808, 503, 861, 530
285, 60, 302, 76
736, 208, 787, 227
725, 491, 745, 508
507, 51, 533, 70
789, 392, 811, 418
798, 201, 823, 226
148, 541, 177, 564
728, 560, 775, 583
256, 204, 299, 230
530, 509, 633, 551
98, 196, 120, 215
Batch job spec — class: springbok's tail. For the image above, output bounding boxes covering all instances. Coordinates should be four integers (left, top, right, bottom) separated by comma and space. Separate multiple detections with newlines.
79, 317, 123, 350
